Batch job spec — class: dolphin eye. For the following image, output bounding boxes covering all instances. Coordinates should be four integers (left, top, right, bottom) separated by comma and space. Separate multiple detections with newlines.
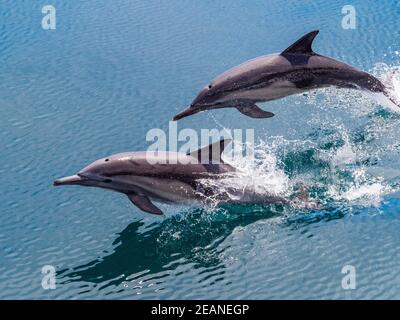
208, 85, 212, 89
105, 158, 109, 162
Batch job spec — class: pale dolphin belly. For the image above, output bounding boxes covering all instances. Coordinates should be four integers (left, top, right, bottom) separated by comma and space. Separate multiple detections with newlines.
113, 175, 199, 204
217, 80, 309, 104
236, 80, 303, 101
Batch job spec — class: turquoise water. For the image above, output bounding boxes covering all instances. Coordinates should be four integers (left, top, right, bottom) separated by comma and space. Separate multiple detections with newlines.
1, 0, 400, 299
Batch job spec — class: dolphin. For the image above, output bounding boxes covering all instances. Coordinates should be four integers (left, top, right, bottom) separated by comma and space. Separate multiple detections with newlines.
53, 140, 287, 215
173, 30, 399, 120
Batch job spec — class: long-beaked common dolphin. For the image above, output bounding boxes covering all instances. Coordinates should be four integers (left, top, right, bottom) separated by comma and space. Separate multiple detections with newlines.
173, 30, 399, 120
54, 140, 287, 215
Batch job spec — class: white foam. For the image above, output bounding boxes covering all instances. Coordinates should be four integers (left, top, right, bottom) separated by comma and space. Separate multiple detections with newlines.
198, 139, 291, 207
330, 130, 357, 166
199, 62, 400, 211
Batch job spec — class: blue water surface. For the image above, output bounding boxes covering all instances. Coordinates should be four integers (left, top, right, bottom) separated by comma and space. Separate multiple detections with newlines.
1, 0, 400, 299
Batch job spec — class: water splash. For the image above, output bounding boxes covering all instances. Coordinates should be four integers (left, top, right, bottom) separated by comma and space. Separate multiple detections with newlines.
196, 63, 400, 213
200, 138, 291, 204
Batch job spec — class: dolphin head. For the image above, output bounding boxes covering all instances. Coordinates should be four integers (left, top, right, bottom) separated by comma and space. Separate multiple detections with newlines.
191, 85, 216, 106
173, 83, 226, 121
53, 153, 139, 191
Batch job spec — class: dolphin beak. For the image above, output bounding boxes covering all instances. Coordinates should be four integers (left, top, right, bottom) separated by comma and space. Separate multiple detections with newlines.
53, 174, 85, 186
173, 106, 201, 121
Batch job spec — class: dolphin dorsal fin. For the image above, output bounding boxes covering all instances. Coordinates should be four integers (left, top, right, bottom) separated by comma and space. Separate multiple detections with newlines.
187, 139, 232, 164
281, 30, 319, 55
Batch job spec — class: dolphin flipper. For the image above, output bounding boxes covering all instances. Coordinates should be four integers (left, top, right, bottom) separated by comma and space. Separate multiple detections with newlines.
127, 193, 163, 215
236, 104, 275, 118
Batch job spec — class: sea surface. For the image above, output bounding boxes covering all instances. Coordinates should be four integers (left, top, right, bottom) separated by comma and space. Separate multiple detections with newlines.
1, 0, 400, 299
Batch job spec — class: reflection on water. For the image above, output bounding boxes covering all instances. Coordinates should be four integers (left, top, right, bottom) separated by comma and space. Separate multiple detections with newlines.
58, 202, 355, 293
58, 206, 282, 288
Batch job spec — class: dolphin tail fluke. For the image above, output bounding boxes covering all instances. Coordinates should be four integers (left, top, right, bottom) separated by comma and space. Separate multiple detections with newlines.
361, 73, 400, 110
384, 91, 400, 109
381, 76, 400, 109
173, 106, 201, 121
127, 193, 163, 215
236, 104, 275, 118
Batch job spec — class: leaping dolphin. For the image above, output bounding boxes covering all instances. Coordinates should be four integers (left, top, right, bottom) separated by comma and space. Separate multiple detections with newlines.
173, 30, 399, 120
54, 140, 287, 215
